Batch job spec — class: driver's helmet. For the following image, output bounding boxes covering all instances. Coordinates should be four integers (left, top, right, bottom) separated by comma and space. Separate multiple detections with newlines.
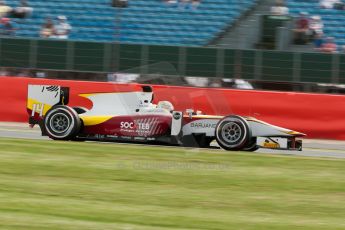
157, 101, 174, 112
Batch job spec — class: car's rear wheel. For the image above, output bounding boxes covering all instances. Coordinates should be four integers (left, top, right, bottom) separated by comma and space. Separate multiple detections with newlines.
215, 115, 251, 151
44, 105, 81, 140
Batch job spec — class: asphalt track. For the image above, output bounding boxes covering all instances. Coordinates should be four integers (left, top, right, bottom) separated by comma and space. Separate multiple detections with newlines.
0, 122, 344, 159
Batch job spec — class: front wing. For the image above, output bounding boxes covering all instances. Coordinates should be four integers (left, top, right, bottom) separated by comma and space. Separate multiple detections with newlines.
256, 137, 303, 151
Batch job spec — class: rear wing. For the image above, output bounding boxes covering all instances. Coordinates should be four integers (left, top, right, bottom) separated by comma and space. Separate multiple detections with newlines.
27, 85, 69, 124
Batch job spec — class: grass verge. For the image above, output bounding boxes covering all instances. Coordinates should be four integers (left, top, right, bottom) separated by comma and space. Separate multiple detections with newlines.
0, 138, 344, 230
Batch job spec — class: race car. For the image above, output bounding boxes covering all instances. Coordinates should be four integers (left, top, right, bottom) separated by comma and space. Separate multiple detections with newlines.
27, 84, 304, 151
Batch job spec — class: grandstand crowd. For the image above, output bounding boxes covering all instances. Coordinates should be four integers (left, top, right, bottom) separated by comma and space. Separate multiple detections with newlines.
284, 0, 345, 53
270, 0, 345, 53
0, 0, 254, 46
0, 0, 345, 52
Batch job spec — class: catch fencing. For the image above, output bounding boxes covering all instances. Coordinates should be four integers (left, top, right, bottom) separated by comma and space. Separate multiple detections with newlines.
0, 37, 344, 84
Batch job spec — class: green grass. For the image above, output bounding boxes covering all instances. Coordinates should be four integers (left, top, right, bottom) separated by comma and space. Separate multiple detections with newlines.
0, 138, 344, 230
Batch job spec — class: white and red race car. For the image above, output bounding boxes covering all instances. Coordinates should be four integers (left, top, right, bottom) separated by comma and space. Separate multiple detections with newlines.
27, 85, 304, 151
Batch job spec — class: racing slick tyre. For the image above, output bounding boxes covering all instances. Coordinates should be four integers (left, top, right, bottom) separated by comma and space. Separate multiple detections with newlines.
44, 105, 81, 140
242, 137, 259, 152
215, 115, 251, 151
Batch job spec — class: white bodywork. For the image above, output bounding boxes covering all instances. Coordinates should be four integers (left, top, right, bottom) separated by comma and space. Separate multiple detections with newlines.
182, 117, 302, 138
27, 85, 62, 116
248, 118, 298, 137
182, 118, 218, 137
80, 91, 303, 138
80, 92, 171, 116
28, 85, 61, 106
80, 92, 154, 116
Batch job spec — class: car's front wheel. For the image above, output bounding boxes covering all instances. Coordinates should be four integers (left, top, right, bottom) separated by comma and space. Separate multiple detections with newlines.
215, 115, 251, 151
44, 105, 81, 140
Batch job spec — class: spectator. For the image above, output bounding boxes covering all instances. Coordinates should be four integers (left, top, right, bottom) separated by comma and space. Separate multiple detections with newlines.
334, 0, 345, 9
314, 33, 325, 50
0, 0, 12, 18
163, 0, 177, 5
320, 37, 337, 53
270, 0, 289, 16
112, 0, 128, 8
191, 0, 201, 10
12, 0, 33, 18
320, 0, 339, 9
0, 17, 15, 36
179, 0, 191, 9
40, 18, 54, 38
293, 12, 310, 45
309, 15, 324, 39
52, 15, 71, 39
